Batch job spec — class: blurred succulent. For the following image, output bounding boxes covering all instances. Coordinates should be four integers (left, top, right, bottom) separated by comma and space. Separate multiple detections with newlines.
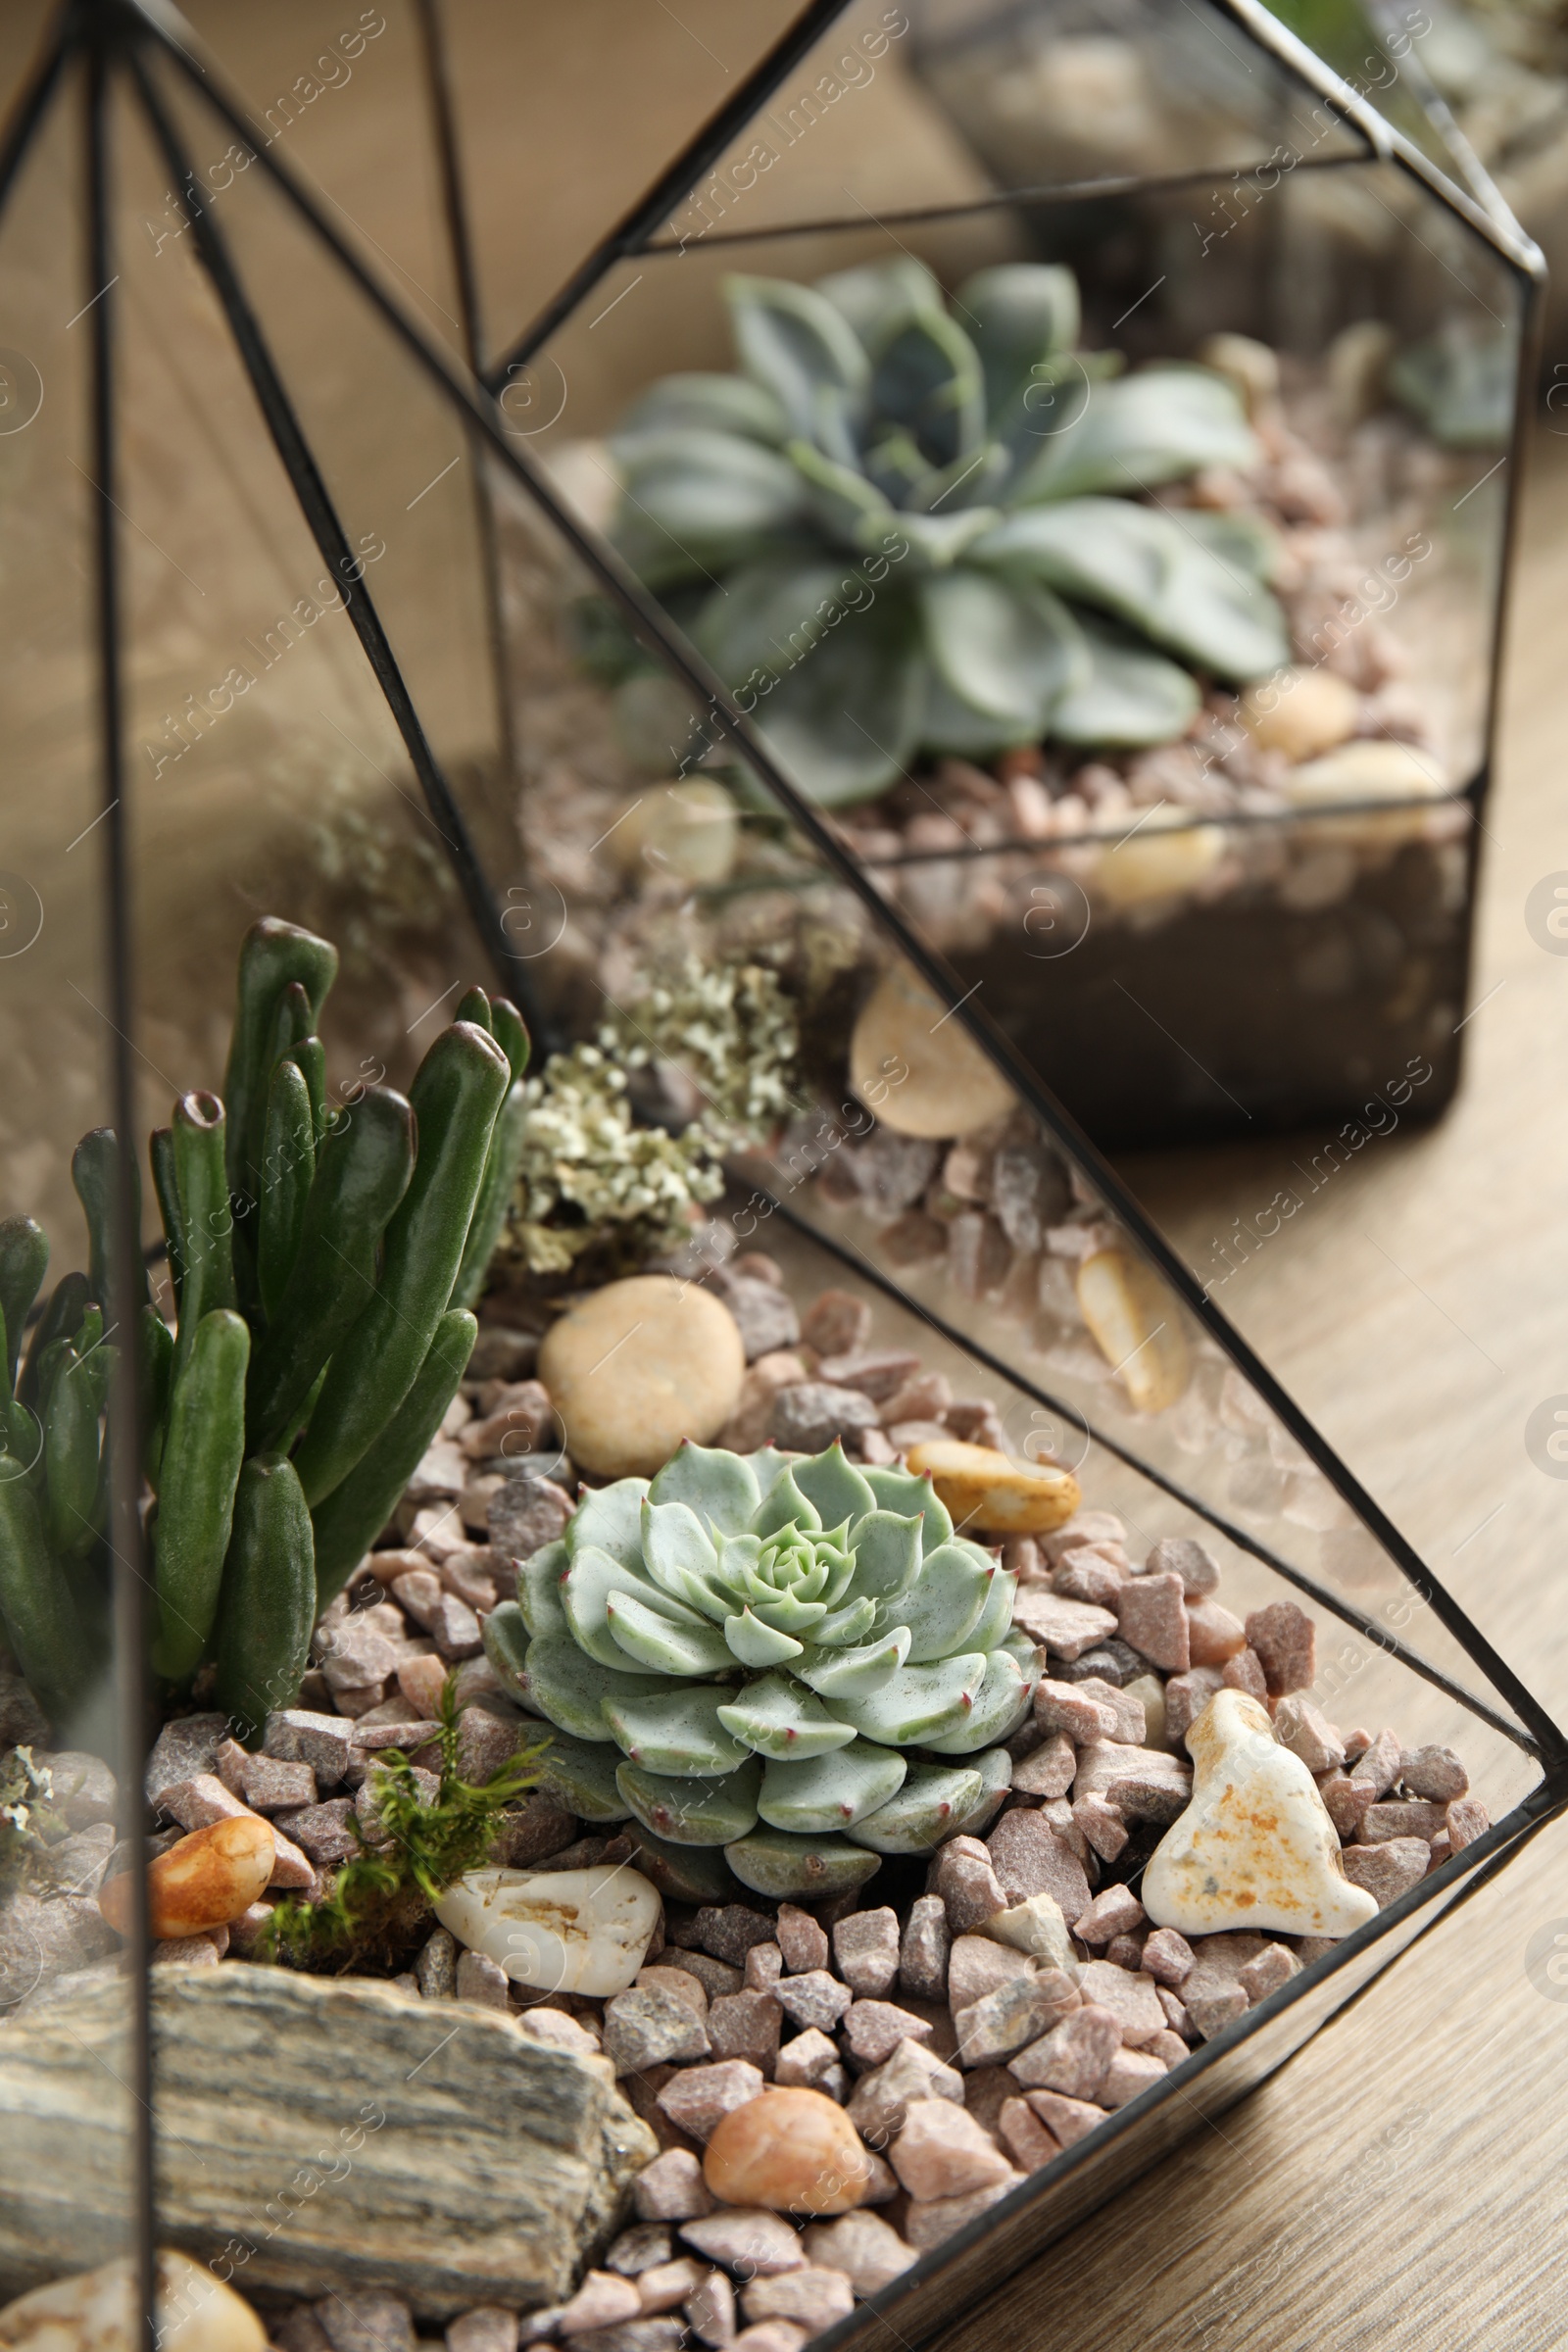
603, 259, 1290, 804
0, 921, 527, 1743
484, 1440, 1038, 1897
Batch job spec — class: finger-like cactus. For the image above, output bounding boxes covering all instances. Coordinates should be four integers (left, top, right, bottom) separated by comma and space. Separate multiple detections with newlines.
0, 919, 533, 1747
487, 1438, 1036, 1896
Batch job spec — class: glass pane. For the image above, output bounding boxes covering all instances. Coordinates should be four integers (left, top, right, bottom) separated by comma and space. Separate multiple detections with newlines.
0, 59, 147, 2323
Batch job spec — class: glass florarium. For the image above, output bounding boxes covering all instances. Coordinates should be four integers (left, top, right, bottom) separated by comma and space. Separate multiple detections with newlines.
492, 0, 1542, 1148
0, 10, 1562, 2352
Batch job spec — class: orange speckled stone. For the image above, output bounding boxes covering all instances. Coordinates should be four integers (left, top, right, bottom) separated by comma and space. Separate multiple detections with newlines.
703, 2087, 874, 2215
100, 1814, 274, 1940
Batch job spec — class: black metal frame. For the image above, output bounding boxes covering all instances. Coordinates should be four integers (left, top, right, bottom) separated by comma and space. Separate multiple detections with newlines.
2, 1, 1561, 2342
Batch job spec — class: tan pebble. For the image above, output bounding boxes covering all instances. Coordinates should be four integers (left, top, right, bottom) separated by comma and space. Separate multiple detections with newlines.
1093, 808, 1225, 911
903, 1438, 1079, 1535
848, 963, 1015, 1140
539, 1276, 746, 1479
100, 1815, 274, 1941
606, 779, 738, 886
1240, 666, 1360, 762
1197, 330, 1280, 416
703, 2087, 874, 2216
1280, 738, 1440, 848
1143, 1689, 1379, 1938
1075, 1250, 1191, 1415
0, 2251, 266, 2352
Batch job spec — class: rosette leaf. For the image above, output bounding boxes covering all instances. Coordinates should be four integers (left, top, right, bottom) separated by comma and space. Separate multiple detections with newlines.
607, 262, 1285, 804
523, 1441, 1034, 1894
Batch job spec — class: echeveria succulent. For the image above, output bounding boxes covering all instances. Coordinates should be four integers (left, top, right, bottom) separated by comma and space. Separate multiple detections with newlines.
604, 259, 1291, 804
487, 1439, 1039, 1897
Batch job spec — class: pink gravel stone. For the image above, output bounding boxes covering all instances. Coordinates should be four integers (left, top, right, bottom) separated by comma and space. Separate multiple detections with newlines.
1446, 1795, 1491, 1850
998, 2095, 1060, 2173
1400, 1744, 1468, 1801
1156, 1988, 1195, 2039
729, 2326, 807, 2352
1072, 1886, 1145, 1947
801, 1291, 872, 1357
891, 2099, 1015, 2200
1033, 1680, 1117, 1743
1076, 1963, 1165, 2048
1011, 1592, 1118, 1660
1023, 2089, 1106, 2149
1053, 1552, 1125, 1608
1243, 1601, 1316, 1694
1100, 2047, 1167, 2108
843, 2000, 934, 2068
159, 1774, 251, 1833
679, 2210, 808, 2278
634, 2150, 714, 2223
801, 2211, 916, 2297
1073, 1678, 1145, 1745
1339, 1838, 1430, 1906
774, 2030, 841, 2090
1012, 1735, 1075, 1798
904, 2177, 1020, 2252
1071, 1795, 1128, 1863
741, 2272, 855, 2333
833, 1909, 900, 1998
773, 1971, 853, 2033
1007, 2004, 1121, 2099
1103, 1934, 1147, 1974
1185, 1599, 1249, 1668
1144, 1537, 1219, 1595
934, 1837, 1009, 1935
1141, 1928, 1195, 1987
774, 1904, 829, 1975
1164, 1668, 1225, 1746
947, 1935, 1033, 2016
456, 1949, 510, 2010
1114, 1574, 1190, 1673
1360, 1799, 1448, 1844
987, 1809, 1092, 1920
1273, 1695, 1346, 1774
1349, 1726, 1402, 1796
638, 1967, 709, 2018
658, 2062, 767, 2141
683, 2271, 735, 2348
1221, 1646, 1268, 1700
846, 2040, 964, 2147
237, 1755, 318, 1813
1149, 2029, 1191, 2069
708, 1992, 783, 2077
554, 2273, 642, 2334
1072, 1742, 1191, 1824
637, 2260, 706, 2316
1044, 1514, 1126, 1566
899, 1894, 950, 1999
744, 1943, 783, 1992
1237, 1943, 1299, 2004
1180, 1934, 1268, 2040
1319, 1771, 1378, 1839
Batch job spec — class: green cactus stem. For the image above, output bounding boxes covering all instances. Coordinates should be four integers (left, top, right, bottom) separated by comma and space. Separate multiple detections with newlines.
214, 1452, 316, 1743
150, 1307, 250, 1683
243, 1084, 415, 1454
0, 1218, 49, 1393
291, 1021, 509, 1505
256, 1056, 316, 1323
308, 1306, 477, 1611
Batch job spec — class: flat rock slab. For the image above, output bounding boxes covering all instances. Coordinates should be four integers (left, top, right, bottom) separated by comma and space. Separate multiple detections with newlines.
0, 1966, 656, 2316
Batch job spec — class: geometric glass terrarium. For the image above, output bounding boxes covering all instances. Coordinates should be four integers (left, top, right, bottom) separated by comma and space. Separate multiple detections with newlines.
0, 11, 1562, 2352
505, 0, 1543, 1147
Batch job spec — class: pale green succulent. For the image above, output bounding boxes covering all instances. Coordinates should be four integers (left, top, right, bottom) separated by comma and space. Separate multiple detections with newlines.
484, 1441, 1037, 1897
599, 259, 1291, 806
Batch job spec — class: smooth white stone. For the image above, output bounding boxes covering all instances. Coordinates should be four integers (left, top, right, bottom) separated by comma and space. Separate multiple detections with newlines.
436, 1864, 662, 1996
1143, 1689, 1379, 1939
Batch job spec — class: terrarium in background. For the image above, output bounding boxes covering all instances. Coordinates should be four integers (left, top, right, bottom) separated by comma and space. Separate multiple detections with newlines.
0, 8, 1563, 2352
505, 0, 1541, 1148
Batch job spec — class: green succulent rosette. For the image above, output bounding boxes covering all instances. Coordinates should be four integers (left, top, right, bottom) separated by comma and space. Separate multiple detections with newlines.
599, 258, 1291, 806
486, 1440, 1038, 1897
